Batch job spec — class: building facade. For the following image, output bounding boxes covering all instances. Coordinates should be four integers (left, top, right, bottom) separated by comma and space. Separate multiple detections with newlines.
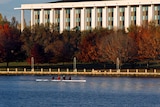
15, 0, 160, 32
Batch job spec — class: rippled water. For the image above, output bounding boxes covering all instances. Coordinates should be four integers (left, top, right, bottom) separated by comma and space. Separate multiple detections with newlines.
0, 75, 160, 107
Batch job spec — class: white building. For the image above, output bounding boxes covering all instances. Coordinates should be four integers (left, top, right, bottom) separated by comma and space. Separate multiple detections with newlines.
15, 0, 160, 32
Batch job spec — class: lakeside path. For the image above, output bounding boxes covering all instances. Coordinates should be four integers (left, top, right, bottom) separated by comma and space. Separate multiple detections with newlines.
0, 68, 160, 77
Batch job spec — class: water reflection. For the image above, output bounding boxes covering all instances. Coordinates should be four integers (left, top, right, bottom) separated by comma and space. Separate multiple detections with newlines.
1, 76, 160, 107
86, 77, 160, 93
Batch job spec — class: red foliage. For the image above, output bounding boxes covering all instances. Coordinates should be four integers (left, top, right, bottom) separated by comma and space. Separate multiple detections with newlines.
77, 33, 99, 62
128, 25, 159, 60
30, 44, 45, 64
0, 23, 21, 62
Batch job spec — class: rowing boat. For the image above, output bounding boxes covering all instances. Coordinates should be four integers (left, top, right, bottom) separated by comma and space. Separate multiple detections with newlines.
36, 79, 86, 82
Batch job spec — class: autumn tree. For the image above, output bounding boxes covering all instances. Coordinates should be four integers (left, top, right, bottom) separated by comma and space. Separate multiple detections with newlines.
0, 44, 5, 62
10, 17, 19, 28
21, 24, 51, 63
97, 30, 134, 65
128, 22, 160, 61
0, 23, 21, 66
127, 25, 140, 61
0, 13, 3, 22
46, 30, 81, 62
77, 28, 108, 62
21, 24, 60, 63
30, 44, 45, 63
0, 13, 10, 26
0, 13, 22, 65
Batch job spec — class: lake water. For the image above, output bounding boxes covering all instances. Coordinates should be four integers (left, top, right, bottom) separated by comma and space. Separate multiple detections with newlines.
0, 75, 160, 107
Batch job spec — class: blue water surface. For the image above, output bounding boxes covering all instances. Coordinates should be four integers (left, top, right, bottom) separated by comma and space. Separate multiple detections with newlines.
0, 75, 160, 107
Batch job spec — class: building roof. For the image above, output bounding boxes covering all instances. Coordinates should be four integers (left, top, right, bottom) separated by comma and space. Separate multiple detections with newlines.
50, 0, 106, 3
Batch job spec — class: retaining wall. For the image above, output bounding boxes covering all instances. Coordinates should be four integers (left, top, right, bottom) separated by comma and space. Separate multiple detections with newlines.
0, 68, 160, 77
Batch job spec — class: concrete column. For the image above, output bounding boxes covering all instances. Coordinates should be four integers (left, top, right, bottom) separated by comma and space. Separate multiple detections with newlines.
53, 9, 56, 24
40, 9, 44, 24
58, 68, 60, 72
114, 6, 119, 30
125, 6, 131, 31
31, 9, 34, 27
81, 7, 86, 31
102, 6, 107, 28
92, 7, 97, 29
70, 8, 75, 30
41, 68, 43, 72
60, 8, 64, 33
145, 69, 148, 73
137, 5, 142, 26
50, 9, 54, 24
49, 68, 51, 72
21, 9, 24, 32
148, 4, 154, 22
24, 68, 26, 72
15, 68, 18, 72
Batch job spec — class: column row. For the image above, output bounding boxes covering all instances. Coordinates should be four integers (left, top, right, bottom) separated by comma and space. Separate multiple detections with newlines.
21, 4, 160, 32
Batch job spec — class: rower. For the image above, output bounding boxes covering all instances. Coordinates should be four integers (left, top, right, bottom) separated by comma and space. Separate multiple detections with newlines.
68, 76, 71, 80
63, 75, 66, 80
57, 75, 61, 80
52, 76, 54, 80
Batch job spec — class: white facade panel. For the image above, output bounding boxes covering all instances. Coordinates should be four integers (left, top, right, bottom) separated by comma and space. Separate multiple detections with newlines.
70, 8, 75, 30
40, 9, 44, 24
102, 6, 107, 28
31, 9, 34, 26
114, 6, 119, 30
50, 9, 54, 24
21, 9, 24, 31
125, 6, 131, 30
81, 8, 86, 31
60, 8, 64, 33
14, 0, 160, 32
136, 5, 142, 26
148, 4, 154, 22
92, 7, 96, 29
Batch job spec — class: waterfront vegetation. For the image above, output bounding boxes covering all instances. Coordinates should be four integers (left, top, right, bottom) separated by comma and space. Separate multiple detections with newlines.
0, 13, 160, 69
0, 61, 160, 70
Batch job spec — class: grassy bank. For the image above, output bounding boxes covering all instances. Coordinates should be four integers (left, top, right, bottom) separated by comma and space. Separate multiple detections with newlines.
0, 62, 114, 69
0, 61, 160, 70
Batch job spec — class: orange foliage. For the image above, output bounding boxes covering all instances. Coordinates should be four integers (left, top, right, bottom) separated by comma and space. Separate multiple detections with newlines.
77, 33, 98, 62
128, 24, 160, 60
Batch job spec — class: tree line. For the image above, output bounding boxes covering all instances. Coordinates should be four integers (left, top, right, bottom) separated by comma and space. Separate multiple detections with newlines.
0, 13, 160, 66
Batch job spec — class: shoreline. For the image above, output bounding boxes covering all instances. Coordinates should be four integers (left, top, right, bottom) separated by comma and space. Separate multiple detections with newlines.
0, 68, 160, 77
